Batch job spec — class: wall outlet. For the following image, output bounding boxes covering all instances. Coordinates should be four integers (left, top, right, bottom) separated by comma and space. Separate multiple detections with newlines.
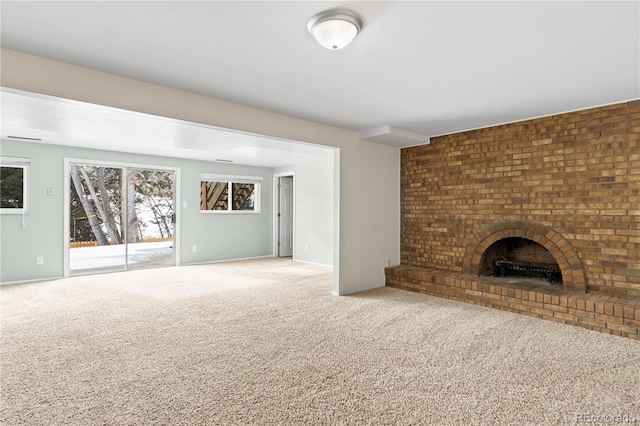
305, 244, 309, 251
36, 256, 44, 265
192, 245, 197, 252
183, 201, 188, 208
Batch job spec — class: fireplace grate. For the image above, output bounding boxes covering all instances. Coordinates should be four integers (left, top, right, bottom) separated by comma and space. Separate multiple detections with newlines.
495, 258, 562, 285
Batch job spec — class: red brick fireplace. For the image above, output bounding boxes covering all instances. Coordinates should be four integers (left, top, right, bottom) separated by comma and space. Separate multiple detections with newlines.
386, 100, 640, 339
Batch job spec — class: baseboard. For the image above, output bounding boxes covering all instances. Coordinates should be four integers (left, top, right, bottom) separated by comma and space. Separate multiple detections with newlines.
0, 276, 63, 286
333, 283, 385, 296
183, 255, 274, 266
293, 259, 333, 269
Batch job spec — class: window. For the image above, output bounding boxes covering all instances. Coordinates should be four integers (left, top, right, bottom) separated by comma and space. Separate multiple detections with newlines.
0, 157, 30, 214
200, 174, 261, 213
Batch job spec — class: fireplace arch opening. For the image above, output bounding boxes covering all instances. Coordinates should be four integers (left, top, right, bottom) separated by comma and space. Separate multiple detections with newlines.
479, 237, 562, 284
462, 220, 587, 291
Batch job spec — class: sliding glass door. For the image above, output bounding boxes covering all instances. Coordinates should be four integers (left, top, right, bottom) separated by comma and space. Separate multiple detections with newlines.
67, 162, 175, 276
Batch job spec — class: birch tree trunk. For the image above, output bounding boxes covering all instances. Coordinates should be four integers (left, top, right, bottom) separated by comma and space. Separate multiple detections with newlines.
126, 169, 140, 243
79, 166, 121, 245
96, 167, 123, 244
70, 165, 109, 245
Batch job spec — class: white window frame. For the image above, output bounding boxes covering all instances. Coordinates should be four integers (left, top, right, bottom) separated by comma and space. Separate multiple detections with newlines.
200, 173, 262, 214
0, 156, 30, 214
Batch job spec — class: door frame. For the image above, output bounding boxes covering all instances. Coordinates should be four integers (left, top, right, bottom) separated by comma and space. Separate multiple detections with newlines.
272, 172, 295, 258
63, 158, 181, 277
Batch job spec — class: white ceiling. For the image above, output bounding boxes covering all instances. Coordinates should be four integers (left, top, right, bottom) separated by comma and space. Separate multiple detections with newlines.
1, 1, 639, 164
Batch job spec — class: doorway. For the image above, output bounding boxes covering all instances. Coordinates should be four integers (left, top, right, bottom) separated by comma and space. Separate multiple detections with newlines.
65, 159, 178, 276
274, 173, 294, 257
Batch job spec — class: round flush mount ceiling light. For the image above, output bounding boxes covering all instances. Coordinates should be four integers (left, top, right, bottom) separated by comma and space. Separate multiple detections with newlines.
307, 9, 362, 50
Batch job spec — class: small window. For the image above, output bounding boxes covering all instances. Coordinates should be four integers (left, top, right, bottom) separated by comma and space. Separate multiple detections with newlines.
0, 157, 30, 214
200, 174, 261, 213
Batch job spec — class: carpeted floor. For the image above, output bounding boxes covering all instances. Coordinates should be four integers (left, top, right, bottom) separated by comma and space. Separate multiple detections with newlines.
2, 258, 639, 425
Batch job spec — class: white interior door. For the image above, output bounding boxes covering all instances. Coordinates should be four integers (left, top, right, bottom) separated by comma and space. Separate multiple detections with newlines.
278, 176, 293, 257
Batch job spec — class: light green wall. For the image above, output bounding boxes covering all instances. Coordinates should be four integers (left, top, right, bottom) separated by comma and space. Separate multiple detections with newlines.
274, 158, 334, 266
0, 139, 273, 283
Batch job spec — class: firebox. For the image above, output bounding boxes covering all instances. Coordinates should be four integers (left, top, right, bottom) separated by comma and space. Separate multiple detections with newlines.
462, 220, 586, 292
479, 237, 562, 284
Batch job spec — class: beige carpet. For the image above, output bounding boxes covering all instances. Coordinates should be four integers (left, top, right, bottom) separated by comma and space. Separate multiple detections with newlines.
2, 258, 639, 425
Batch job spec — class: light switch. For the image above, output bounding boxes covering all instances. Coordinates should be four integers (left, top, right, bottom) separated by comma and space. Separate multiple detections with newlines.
47, 187, 53, 196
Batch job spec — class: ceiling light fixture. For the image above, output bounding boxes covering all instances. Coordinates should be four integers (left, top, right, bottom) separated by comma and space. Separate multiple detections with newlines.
307, 9, 362, 50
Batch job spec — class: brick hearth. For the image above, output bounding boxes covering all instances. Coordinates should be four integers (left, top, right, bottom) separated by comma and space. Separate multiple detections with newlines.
386, 266, 640, 340
387, 100, 640, 339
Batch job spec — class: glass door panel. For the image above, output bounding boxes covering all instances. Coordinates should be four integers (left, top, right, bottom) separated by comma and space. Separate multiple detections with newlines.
69, 165, 126, 275
127, 168, 175, 270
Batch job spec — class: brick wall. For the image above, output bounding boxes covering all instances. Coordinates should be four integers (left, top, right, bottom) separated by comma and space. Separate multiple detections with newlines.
400, 100, 640, 297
